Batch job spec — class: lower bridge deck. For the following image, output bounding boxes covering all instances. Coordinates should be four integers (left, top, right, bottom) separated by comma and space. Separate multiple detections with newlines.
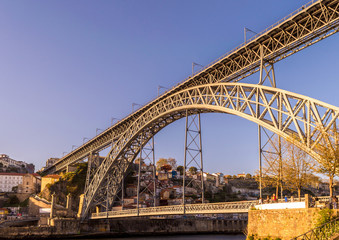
91, 200, 257, 219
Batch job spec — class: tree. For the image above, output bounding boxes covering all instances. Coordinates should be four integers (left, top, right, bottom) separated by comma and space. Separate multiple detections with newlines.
314, 124, 339, 197
156, 158, 168, 170
189, 166, 197, 175
259, 135, 285, 198
167, 158, 177, 170
161, 164, 172, 172
246, 173, 252, 179
283, 138, 315, 200
177, 165, 184, 175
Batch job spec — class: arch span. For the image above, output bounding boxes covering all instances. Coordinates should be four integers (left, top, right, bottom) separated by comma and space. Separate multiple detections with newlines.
81, 83, 339, 218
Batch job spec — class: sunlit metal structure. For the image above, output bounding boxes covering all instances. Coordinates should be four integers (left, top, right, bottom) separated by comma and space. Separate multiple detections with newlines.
41, 0, 339, 219
91, 200, 256, 219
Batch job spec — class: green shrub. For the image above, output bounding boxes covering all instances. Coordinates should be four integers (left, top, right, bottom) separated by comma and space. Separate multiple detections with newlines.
317, 208, 333, 227
247, 235, 254, 240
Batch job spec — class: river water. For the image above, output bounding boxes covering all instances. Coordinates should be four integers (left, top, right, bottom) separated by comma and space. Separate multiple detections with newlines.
68, 234, 246, 240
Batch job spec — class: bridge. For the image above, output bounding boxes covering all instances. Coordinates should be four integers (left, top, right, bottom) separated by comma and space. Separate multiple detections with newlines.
91, 201, 256, 219
42, 0, 339, 220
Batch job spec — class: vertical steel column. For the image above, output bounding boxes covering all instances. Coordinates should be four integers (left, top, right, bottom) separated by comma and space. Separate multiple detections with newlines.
152, 137, 157, 207
198, 113, 205, 203
258, 43, 280, 199
258, 125, 262, 199
183, 110, 205, 209
137, 150, 142, 216
183, 110, 188, 214
106, 177, 109, 218
121, 175, 125, 209
279, 136, 283, 199
137, 137, 157, 208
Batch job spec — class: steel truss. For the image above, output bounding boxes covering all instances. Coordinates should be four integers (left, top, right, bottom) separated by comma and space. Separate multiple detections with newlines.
80, 83, 339, 219
136, 137, 157, 214
183, 112, 205, 209
42, 0, 339, 176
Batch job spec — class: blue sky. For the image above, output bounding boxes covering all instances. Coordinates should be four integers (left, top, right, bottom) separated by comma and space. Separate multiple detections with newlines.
0, 0, 338, 175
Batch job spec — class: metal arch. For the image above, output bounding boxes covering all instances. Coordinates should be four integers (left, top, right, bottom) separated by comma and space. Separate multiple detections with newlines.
42, 0, 339, 176
80, 83, 339, 219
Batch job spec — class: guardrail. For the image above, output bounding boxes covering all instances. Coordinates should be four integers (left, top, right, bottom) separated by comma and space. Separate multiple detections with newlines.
292, 217, 339, 240
91, 196, 333, 219
91, 200, 256, 219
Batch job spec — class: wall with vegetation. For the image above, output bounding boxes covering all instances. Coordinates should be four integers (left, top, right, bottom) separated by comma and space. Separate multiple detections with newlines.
247, 208, 320, 240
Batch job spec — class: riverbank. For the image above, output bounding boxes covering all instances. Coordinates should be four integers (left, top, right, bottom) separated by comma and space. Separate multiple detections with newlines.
0, 218, 247, 239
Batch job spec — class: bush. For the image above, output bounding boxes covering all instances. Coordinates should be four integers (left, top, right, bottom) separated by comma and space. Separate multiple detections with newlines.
317, 208, 333, 227
247, 235, 254, 240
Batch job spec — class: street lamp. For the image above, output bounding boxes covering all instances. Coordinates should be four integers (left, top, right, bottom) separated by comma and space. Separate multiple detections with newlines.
192, 62, 204, 76
96, 128, 103, 135
83, 137, 89, 144
72, 145, 78, 150
111, 117, 120, 126
62, 152, 67, 156
132, 103, 141, 112
244, 27, 257, 43
157, 85, 168, 97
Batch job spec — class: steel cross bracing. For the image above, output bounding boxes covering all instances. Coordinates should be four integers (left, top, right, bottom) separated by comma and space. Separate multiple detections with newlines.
80, 83, 339, 218
183, 112, 205, 208
42, 0, 339, 176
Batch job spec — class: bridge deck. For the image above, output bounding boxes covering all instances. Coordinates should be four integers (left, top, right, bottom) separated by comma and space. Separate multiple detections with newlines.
91, 201, 257, 219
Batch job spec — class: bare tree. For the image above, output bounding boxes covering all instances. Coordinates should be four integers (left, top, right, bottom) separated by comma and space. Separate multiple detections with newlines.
259, 135, 285, 197
314, 124, 339, 197
283, 137, 315, 200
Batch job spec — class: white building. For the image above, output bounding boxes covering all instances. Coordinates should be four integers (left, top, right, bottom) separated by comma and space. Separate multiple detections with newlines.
0, 173, 24, 192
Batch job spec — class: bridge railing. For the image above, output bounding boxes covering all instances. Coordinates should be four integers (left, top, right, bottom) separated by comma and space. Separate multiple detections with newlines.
91, 196, 332, 219
181, 0, 319, 81
91, 200, 257, 219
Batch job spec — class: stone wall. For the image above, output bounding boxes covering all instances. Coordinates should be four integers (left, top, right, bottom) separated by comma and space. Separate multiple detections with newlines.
0, 218, 79, 239
28, 196, 51, 216
247, 208, 320, 240
82, 218, 247, 236
0, 217, 246, 239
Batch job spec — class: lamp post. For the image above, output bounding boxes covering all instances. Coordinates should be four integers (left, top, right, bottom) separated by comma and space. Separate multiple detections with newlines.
72, 145, 78, 150
111, 117, 120, 126
83, 137, 89, 144
96, 128, 103, 135
244, 27, 257, 43
62, 152, 67, 156
132, 103, 141, 112
192, 62, 204, 76
157, 85, 168, 97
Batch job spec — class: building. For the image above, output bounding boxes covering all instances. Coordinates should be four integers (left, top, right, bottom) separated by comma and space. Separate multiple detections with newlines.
41, 175, 60, 191
0, 154, 35, 173
0, 173, 24, 192
0, 173, 41, 194
45, 158, 59, 168
212, 172, 225, 187
18, 174, 41, 194
237, 173, 246, 178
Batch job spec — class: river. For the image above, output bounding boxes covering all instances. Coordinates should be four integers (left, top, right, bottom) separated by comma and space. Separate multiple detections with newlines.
68, 234, 246, 240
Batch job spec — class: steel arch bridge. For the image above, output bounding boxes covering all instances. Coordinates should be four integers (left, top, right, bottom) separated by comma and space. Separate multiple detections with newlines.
80, 83, 339, 219
41, 0, 339, 220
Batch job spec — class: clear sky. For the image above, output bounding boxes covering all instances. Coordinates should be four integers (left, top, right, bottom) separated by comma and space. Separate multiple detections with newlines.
0, 0, 338, 175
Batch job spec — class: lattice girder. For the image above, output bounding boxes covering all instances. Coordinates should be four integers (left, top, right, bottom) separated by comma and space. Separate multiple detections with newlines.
80, 83, 339, 218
